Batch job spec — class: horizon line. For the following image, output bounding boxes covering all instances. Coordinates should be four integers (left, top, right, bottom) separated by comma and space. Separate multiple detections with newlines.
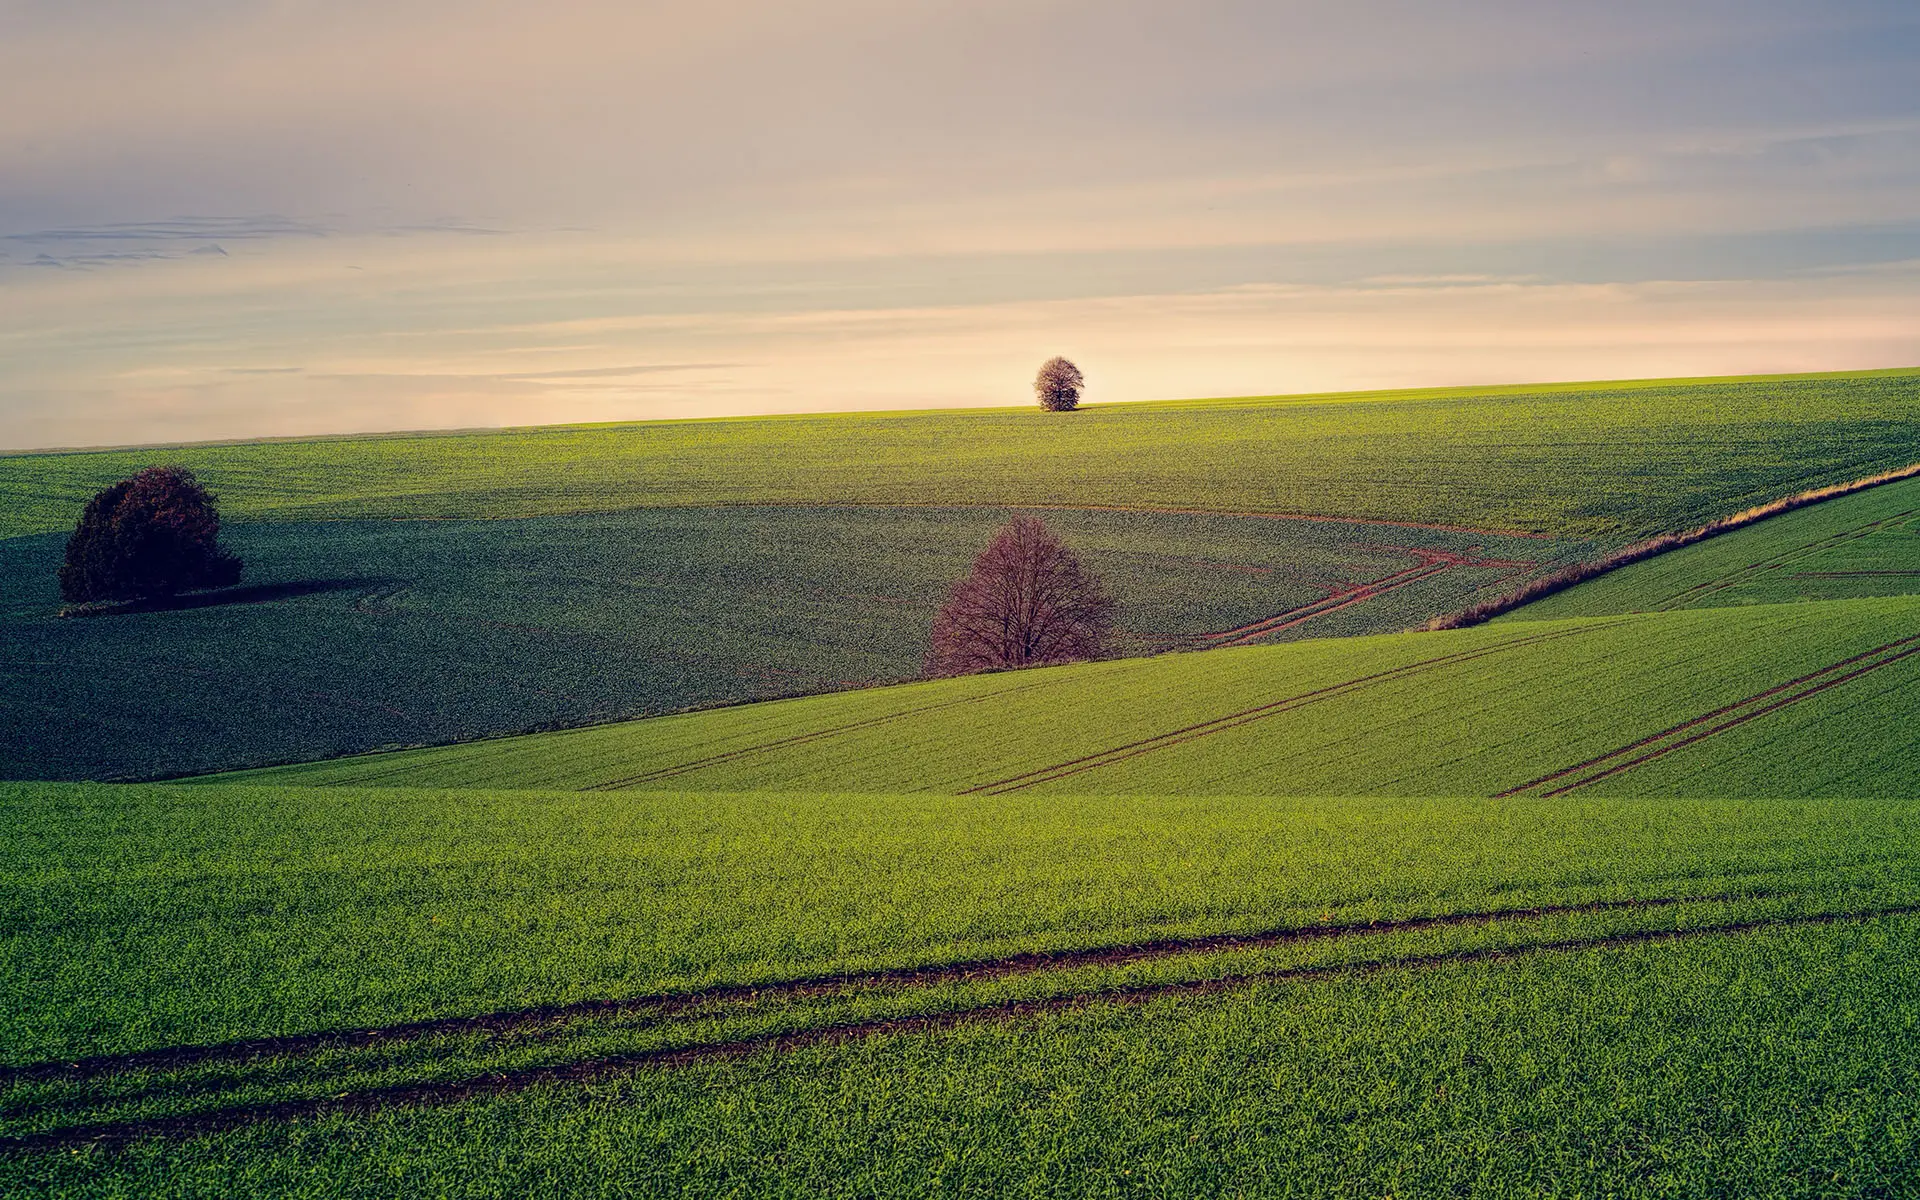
7, 363, 1918, 460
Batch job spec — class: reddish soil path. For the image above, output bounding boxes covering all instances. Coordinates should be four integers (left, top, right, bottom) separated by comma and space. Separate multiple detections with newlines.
5, 902, 1911, 1154
1201, 547, 1538, 647
1495, 631, 1920, 798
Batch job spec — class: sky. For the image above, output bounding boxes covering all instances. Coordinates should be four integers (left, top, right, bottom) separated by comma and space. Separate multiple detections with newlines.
1, 0, 1917, 450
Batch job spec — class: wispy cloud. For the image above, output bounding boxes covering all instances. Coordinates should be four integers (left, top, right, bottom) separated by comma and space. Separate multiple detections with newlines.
0, 1, 1916, 446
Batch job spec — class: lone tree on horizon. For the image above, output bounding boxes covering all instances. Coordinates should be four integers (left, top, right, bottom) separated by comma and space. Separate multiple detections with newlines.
59, 466, 243, 605
926, 516, 1113, 677
1034, 356, 1084, 411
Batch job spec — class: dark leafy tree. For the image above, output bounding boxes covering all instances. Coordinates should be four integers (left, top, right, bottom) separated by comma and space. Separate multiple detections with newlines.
926, 516, 1112, 677
59, 467, 243, 604
1034, 356, 1084, 411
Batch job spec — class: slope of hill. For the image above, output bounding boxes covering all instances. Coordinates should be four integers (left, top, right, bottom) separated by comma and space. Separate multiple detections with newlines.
4, 369, 1917, 541
4, 781, 1918, 1192
1506, 470, 1920, 619
4, 369, 1915, 783
217, 595, 1920, 799
0, 507, 1584, 781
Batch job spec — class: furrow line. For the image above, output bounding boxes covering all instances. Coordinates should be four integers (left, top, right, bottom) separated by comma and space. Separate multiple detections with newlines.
1495, 630, 1920, 798
8, 904, 1913, 1154
1535, 644, 1920, 797
588, 674, 1074, 790
965, 622, 1618, 795
1206, 560, 1456, 647
0, 889, 1704, 1086
1651, 510, 1915, 610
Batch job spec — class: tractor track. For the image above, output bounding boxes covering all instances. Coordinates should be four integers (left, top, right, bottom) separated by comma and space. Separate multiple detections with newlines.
584, 673, 1078, 790
1201, 548, 1538, 647
5, 902, 1913, 1154
0, 889, 1722, 1087
961, 621, 1623, 795
1496, 630, 1920, 798
1651, 510, 1916, 610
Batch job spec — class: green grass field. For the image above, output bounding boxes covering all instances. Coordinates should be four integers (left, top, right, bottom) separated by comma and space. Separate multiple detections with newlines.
219, 596, 1920, 800
0, 507, 1583, 781
6, 368, 1915, 782
1509, 471, 1920, 619
3, 782, 1917, 1194
8, 370, 1920, 1195
5, 370, 1918, 540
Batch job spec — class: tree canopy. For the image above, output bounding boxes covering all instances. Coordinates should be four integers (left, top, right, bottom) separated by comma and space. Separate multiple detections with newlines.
1034, 357, 1085, 411
59, 466, 243, 605
926, 516, 1112, 676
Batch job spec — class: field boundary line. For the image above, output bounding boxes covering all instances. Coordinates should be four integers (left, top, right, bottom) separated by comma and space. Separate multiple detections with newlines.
8, 903, 1914, 1154
0, 888, 1719, 1086
1648, 509, 1916, 611
1202, 547, 1538, 646
1428, 461, 1920, 629
962, 621, 1622, 795
1496, 631, 1920, 798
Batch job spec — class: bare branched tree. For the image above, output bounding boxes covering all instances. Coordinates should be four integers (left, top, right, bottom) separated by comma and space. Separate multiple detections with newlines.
1034, 356, 1085, 411
926, 516, 1113, 677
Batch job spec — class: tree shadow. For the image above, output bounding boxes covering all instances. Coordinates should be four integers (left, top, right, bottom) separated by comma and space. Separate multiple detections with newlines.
59, 577, 385, 618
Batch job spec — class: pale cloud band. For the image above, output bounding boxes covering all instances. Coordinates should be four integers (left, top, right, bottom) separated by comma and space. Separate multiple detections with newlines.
1, 1, 1916, 449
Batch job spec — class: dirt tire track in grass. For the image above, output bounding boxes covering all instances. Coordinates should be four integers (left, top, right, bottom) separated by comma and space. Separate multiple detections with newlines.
0, 890, 1721, 1087
1496, 630, 1920, 798
962, 621, 1625, 795
7, 903, 1914, 1155
1201, 548, 1539, 647
1649, 509, 1918, 611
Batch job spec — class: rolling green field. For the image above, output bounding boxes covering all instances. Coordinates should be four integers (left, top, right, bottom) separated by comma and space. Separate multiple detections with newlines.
0, 507, 1581, 781
5, 369, 1918, 541
221, 596, 1920, 800
1510, 471, 1920, 619
6, 368, 1916, 783
4, 782, 1919, 1194
8, 370, 1920, 1195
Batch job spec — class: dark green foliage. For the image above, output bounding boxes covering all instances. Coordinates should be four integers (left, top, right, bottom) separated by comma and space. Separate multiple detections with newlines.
57, 467, 241, 604
0, 508, 1579, 782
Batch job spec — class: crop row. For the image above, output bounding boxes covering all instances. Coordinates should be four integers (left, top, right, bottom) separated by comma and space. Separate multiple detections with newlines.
7, 912, 1918, 1196
1512, 472, 1920, 619
224, 596, 1920, 798
4, 370, 1918, 540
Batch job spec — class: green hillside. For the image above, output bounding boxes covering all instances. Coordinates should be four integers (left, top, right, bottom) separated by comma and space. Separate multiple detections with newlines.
221, 596, 1920, 799
0, 508, 1585, 781
5, 781, 1918, 1194
6, 368, 1917, 783
4, 369, 1917, 541
10, 370, 1920, 1193
1508, 471, 1920, 619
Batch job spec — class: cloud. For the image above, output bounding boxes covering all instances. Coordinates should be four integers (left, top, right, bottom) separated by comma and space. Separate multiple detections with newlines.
0, 2, 1916, 444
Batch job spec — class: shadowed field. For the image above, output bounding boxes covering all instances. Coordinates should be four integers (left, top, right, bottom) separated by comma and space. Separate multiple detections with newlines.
218, 597, 1920, 799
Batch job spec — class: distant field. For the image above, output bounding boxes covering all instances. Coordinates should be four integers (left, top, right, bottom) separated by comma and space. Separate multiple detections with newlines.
0, 508, 1583, 781
4, 369, 1918, 541
4, 782, 1917, 1193
221, 598, 1920, 799
6, 368, 1917, 782
1510, 471, 1920, 619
